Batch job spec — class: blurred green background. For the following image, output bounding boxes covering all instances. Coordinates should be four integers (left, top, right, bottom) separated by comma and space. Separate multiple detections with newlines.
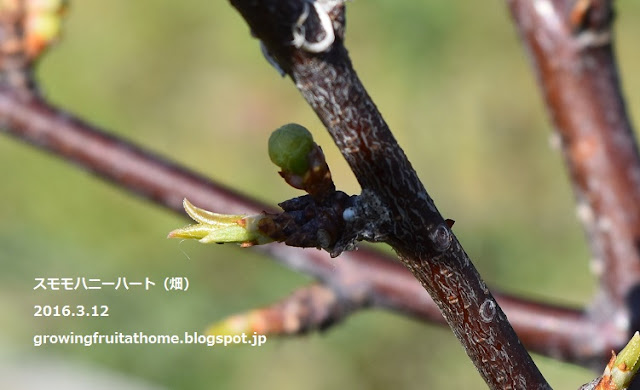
2, 1, 640, 389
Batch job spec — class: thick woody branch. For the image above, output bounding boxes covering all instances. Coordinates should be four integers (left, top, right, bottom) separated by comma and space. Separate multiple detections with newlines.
507, 0, 640, 331
0, 89, 616, 365
231, 1, 550, 388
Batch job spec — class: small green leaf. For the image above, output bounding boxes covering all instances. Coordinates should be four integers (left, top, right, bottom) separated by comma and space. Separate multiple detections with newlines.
168, 199, 272, 246
268, 123, 314, 175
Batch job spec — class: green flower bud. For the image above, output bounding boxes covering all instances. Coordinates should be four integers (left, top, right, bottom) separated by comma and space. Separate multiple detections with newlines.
268, 123, 314, 175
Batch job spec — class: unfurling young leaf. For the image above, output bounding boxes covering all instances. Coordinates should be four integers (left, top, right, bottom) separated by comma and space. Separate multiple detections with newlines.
168, 199, 272, 247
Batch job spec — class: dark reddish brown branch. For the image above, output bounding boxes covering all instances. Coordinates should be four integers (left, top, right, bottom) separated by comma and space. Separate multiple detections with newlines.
231, 1, 549, 388
0, 91, 272, 216
507, 0, 640, 330
0, 88, 615, 365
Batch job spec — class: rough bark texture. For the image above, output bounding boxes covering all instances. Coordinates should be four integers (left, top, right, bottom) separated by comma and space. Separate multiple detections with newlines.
231, 1, 550, 388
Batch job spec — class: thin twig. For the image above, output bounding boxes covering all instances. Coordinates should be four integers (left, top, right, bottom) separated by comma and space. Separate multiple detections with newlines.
208, 284, 346, 335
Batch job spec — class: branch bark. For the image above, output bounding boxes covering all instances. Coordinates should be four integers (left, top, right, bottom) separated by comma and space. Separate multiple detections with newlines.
507, 0, 640, 336
230, 1, 550, 388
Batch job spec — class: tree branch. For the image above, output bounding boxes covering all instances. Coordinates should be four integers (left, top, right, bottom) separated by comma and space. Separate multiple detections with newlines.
207, 284, 347, 336
2, 0, 637, 386
507, 0, 640, 335
0, 87, 616, 366
230, 1, 550, 388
